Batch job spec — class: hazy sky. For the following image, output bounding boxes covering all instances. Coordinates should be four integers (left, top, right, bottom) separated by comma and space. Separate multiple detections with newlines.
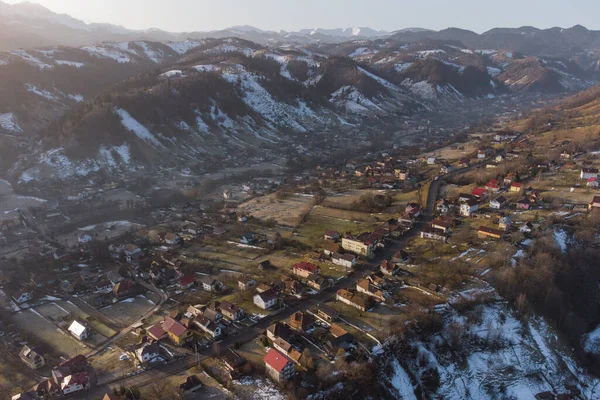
4, 0, 597, 33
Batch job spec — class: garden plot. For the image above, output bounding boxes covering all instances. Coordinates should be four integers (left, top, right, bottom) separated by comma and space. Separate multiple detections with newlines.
237, 192, 314, 226
101, 295, 156, 325
11, 309, 87, 358
55, 300, 118, 338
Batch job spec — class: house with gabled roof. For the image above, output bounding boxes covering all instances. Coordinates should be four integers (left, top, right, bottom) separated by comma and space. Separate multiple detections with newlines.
19, 345, 45, 370
162, 317, 192, 346
336, 289, 374, 312
380, 260, 399, 276
292, 262, 320, 278
254, 289, 277, 310
264, 349, 295, 382
490, 196, 507, 210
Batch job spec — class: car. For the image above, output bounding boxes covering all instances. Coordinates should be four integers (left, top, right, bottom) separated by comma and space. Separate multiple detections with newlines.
119, 354, 130, 361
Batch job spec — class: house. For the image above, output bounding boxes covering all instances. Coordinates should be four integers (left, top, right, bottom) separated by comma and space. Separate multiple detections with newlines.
306, 274, 330, 291
460, 199, 479, 217
200, 277, 223, 292
440, 164, 455, 174
179, 375, 203, 394
61, 372, 89, 395
292, 262, 320, 278
490, 196, 507, 210
356, 279, 385, 301
135, 343, 160, 363
78, 233, 92, 244
193, 314, 223, 338
499, 215, 513, 231
517, 198, 532, 210
106, 270, 125, 285
264, 348, 295, 382
323, 231, 339, 241
31, 379, 60, 399
589, 196, 600, 211
458, 158, 470, 168
427, 157, 436, 165
395, 168, 409, 180
219, 301, 244, 321
331, 253, 356, 269
510, 182, 523, 193
485, 179, 500, 192
341, 237, 374, 258
13, 290, 33, 304
266, 322, 294, 342
238, 277, 257, 291
520, 222, 534, 234
421, 227, 447, 242
431, 218, 452, 233
323, 241, 340, 256
254, 289, 277, 310
478, 226, 504, 240
316, 303, 339, 322
177, 275, 196, 290
405, 203, 422, 217
240, 232, 256, 245
587, 177, 599, 188
336, 289, 374, 312
147, 322, 167, 341
164, 233, 182, 245
380, 260, 399, 276
68, 321, 91, 341
222, 349, 247, 373
392, 250, 411, 264
162, 317, 193, 346
330, 323, 350, 339
459, 193, 476, 203
289, 311, 312, 332
580, 168, 599, 180
436, 198, 450, 214
113, 280, 139, 299
19, 345, 45, 369
471, 187, 488, 198
202, 307, 223, 323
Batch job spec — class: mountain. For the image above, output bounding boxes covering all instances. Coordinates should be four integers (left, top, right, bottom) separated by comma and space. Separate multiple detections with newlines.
6, 34, 598, 184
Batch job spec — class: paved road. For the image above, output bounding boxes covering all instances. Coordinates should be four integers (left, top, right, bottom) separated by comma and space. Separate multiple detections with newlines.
83, 164, 478, 397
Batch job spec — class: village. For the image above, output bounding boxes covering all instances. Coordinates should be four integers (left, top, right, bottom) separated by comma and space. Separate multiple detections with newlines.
3, 119, 600, 399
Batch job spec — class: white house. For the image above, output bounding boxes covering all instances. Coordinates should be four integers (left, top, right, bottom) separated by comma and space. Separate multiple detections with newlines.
193, 315, 223, 339
13, 291, 33, 304
460, 200, 479, 217
489, 196, 507, 210
427, 157, 437, 165
68, 321, 91, 341
135, 343, 160, 364
253, 290, 277, 310
61, 372, 89, 395
581, 168, 599, 180
331, 253, 356, 269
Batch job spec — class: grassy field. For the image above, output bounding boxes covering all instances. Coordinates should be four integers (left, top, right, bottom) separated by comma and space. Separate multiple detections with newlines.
0, 356, 37, 397
91, 345, 137, 384
11, 309, 88, 358
51, 300, 118, 338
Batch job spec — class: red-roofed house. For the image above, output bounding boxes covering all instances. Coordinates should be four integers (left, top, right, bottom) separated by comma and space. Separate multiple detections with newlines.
292, 262, 320, 278
485, 180, 500, 192
61, 372, 89, 395
162, 317, 192, 346
510, 182, 523, 193
472, 187, 488, 198
177, 275, 196, 290
264, 348, 295, 382
147, 322, 167, 341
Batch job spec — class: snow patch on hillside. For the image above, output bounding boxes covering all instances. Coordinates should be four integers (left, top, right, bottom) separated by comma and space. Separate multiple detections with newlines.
358, 66, 398, 91
12, 50, 53, 69
83, 45, 132, 63
115, 108, 162, 147
55, 60, 85, 68
25, 84, 59, 101
0, 113, 21, 132
331, 85, 382, 114
135, 41, 163, 63
167, 40, 202, 54
194, 64, 220, 72
389, 359, 418, 400
222, 65, 306, 132
98, 144, 131, 168
67, 94, 84, 103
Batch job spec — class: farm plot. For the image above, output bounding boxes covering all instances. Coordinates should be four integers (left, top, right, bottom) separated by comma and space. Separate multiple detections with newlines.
238, 193, 314, 226
55, 300, 118, 338
101, 295, 156, 326
11, 309, 87, 358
